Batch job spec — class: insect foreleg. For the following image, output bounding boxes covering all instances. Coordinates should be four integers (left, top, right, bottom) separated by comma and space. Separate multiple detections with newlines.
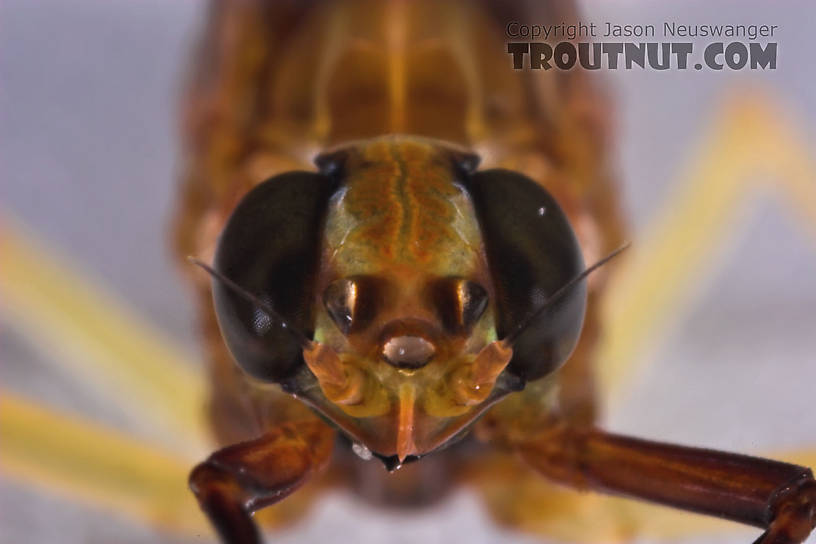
487, 422, 816, 543
189, 420, 335, 544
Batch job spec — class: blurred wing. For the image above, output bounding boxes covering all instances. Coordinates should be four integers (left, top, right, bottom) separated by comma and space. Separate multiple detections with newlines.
0, 392, 204, 534
599, 88, 816, 404
0, 217, 209, 455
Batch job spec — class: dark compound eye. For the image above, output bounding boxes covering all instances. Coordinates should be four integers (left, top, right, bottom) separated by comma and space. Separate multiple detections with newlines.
429, 277, 488, 334
463, 169, 587, 383
212, 171, 337, 383
323, 276, 382, 335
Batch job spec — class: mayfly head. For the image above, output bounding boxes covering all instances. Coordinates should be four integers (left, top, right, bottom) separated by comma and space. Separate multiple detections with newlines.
198, 136, 624, 466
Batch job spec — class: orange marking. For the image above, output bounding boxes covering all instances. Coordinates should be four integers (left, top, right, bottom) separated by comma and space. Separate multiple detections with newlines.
386, 0, 406, 131
473, 341, 513, 386
396, 383, 417, 462
303, 343, 346, 387
340, 139, 470, 268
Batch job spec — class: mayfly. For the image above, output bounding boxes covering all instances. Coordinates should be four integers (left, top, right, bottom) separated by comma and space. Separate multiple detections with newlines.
173, 1, 816, 543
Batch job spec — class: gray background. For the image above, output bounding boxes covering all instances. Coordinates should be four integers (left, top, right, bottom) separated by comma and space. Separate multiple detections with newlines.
1, 0, 815, 543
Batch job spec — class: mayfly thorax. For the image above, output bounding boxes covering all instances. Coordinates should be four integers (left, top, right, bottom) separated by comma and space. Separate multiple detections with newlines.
173, 2, 816, 543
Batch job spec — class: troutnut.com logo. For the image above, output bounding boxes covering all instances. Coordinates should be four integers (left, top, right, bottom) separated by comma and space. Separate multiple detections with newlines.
506, 22, 778, 70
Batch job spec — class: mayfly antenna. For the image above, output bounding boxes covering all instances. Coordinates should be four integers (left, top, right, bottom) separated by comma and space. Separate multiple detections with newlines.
502, 242, 631, 347
187, 256, 314, 350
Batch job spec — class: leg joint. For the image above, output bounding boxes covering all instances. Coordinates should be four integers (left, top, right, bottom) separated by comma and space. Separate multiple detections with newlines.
763, 472, 816, 543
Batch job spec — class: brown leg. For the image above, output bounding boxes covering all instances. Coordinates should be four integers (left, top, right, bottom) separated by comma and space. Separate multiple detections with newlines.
500, 423, 816, 543
189, 420, 334, 544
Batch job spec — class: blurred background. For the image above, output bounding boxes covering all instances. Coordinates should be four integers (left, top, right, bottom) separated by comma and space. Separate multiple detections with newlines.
1, 0, 815, 543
